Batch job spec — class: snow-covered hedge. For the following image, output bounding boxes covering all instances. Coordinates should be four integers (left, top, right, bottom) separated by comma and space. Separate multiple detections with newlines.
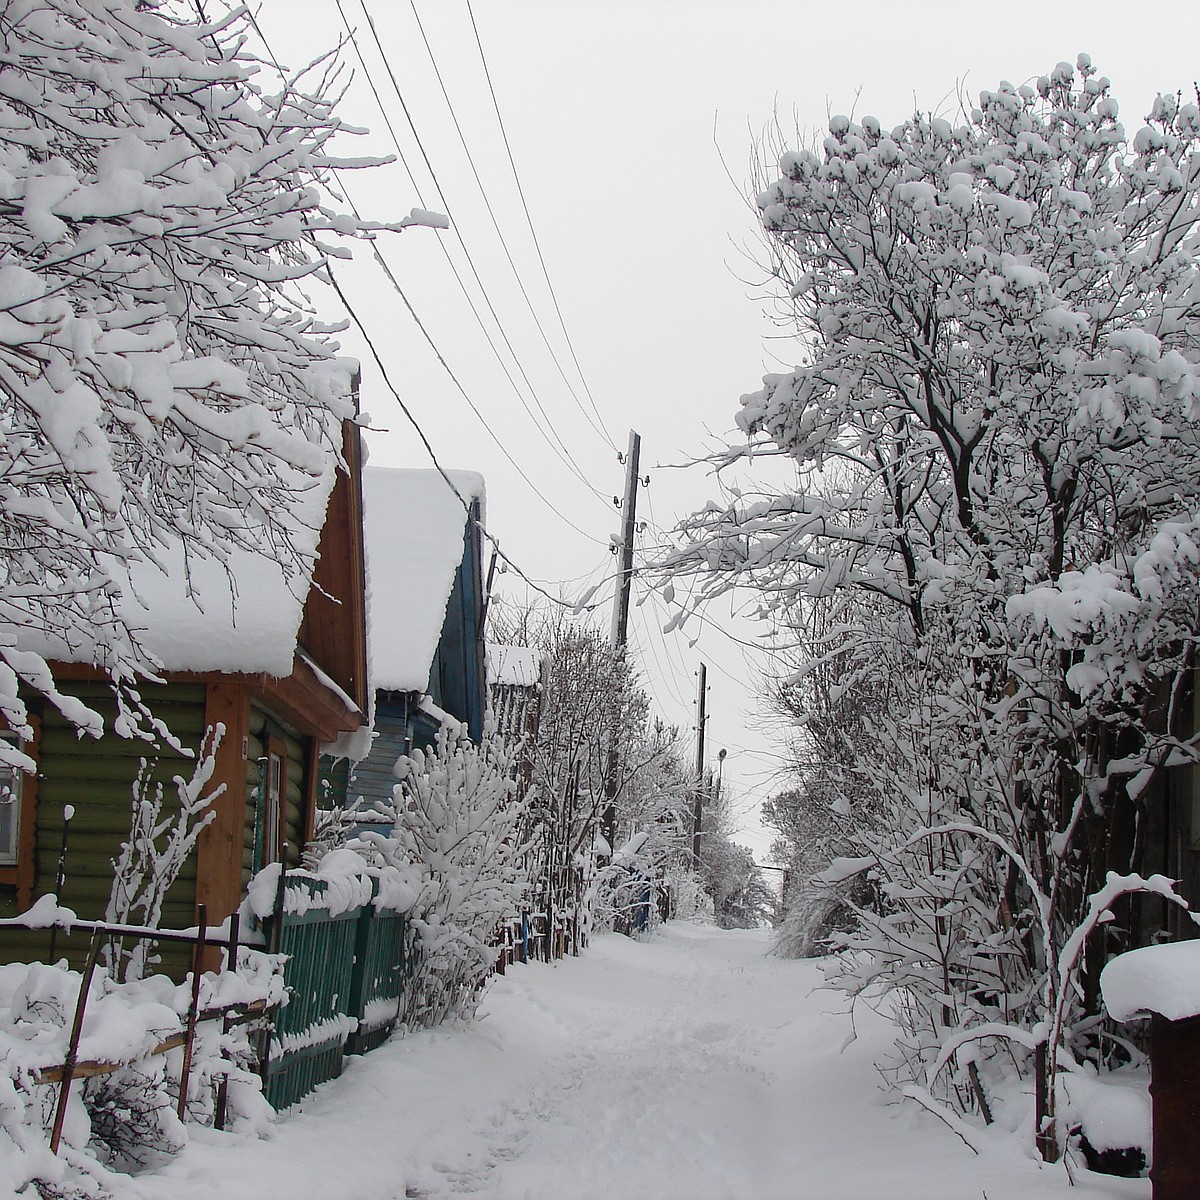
0, 948, 283, 1196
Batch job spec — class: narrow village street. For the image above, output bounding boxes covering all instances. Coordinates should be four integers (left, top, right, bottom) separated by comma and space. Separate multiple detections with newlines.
127, 926, 1146, 1200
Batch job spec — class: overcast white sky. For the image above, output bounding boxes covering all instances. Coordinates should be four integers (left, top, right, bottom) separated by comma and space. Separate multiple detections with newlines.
255, 1, 1200, 857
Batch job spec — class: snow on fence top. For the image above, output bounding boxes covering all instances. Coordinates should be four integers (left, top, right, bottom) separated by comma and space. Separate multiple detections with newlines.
363, 467, 485, 693
487, 643, 541, 688
1100, 940, 1200, 1022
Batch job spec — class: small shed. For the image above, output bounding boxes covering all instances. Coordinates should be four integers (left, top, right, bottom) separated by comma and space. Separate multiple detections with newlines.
348, 467, 487, 814
487, 644, 543, 738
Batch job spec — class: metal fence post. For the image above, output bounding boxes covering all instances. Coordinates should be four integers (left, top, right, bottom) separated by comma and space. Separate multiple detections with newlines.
50, 929, 101, 1154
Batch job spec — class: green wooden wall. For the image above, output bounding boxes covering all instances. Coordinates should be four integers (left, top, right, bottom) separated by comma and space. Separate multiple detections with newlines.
0, 681, 208, 973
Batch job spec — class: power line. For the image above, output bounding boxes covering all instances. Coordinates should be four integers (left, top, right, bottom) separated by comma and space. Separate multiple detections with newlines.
331, 0, 427, 202
238, 10, 625, 632
346, 0, 611, 506
408, 0, 614, 459
325, 264, 603, 613
334, 172, 608, 548
464, 0, 617, 452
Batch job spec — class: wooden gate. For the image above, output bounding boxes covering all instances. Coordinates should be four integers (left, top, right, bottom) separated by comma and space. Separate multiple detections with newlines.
262, 873, 407, 1110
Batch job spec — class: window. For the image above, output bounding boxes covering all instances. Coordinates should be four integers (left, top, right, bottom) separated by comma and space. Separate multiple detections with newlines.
264, 745, 284, 866
0, 720, 37, 910
254, 734, 288, 872
0, 741, 21, 866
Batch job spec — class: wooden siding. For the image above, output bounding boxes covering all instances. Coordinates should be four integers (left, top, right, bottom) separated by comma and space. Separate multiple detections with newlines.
420, 501, 487, 743
0, 682, 207, 971
296, 414, 369, 716
194, 681, 252, 930
348, 696, 413, 813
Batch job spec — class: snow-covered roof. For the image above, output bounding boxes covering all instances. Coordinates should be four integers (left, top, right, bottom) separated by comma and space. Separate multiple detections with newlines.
364, 467, 485, 694
1100, 940, 1200, 1022
18, 461, 339, 679
487, 643, 541, 688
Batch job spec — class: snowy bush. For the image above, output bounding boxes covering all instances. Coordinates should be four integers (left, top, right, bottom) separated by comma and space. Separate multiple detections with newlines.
388, 722, 529, 1028
0, 947, 282, 1195
488, 604, 718, 943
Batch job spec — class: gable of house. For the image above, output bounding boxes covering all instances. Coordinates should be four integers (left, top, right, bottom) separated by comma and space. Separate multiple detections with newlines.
0, 413, 371, 970
362, 466, 486, 736
345, 468, 487, 816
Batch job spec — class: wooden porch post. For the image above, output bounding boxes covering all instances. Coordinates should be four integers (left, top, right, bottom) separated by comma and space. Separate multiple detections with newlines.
195, 683, 251, 967
1150, 1013, 1200, 1199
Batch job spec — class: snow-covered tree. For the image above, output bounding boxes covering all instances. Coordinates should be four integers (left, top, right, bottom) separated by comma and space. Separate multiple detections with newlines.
663, 58, 1200, 1157
488, 603, 703, 939
389, 720, 530, 1028
0, 0, 427, 767
105, 726, 224, 980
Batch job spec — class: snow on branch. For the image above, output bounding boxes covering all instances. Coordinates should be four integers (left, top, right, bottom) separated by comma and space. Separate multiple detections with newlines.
0, 0, 419, 751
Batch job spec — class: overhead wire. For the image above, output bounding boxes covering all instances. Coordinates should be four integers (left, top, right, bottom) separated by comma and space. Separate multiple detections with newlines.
334, 171, 609, 548
639, 491, 700, 682
247, 4, 747, 750
246, 2, 612, 559
627, 618, 689, 712
463, 0, 617, 452
325, 264, 605, 612
347, 0, 612, 506
407, 0, 615, 459
331, 0, 426, 202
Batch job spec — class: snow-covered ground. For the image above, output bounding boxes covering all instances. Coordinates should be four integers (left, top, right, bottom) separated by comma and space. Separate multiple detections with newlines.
127, 925, 1148, 1200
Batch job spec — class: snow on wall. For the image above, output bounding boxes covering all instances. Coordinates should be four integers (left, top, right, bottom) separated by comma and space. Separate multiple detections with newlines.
1101, 939, 1200, 1022
363, 467, 485, 694
487, 643, 541, 688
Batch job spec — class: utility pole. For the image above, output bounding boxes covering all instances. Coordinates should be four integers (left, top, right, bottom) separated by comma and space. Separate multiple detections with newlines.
602, 430, 641, 852
609, 429, 641, 650
692, 662, 707, 866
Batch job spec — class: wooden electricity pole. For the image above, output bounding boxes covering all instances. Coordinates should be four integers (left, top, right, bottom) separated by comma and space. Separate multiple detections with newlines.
602, 430, 642, 852
691, 662, 707, 866
609, 429, 641, 651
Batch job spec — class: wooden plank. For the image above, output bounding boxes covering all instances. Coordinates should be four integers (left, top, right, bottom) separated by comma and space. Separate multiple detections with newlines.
251, 654, 362, 745
195, 682, 251, 934
295, 413, 369, 715
34, 1000, 274, 1083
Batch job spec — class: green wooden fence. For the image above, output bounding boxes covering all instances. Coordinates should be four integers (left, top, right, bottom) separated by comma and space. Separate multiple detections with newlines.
262, 874, 406, 1111
346, 895, 406, 1056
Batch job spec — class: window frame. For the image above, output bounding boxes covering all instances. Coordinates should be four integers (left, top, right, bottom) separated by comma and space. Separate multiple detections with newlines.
0, 716, 40, 910
255, 733, 289, 873
0, 737, 23, 866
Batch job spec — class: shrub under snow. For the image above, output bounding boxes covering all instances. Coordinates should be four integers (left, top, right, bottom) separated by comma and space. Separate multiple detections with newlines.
0, 946, 283, 1196
383, 722, 530, 1029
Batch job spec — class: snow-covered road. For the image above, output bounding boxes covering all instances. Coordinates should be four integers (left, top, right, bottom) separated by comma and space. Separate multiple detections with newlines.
130, 925, 1147, 1200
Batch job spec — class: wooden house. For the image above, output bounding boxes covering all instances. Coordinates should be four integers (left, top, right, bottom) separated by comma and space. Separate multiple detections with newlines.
487, 643, 544, 798
487, 644, 543, 745
0, 414, 370, 965
348, 467, 487, 814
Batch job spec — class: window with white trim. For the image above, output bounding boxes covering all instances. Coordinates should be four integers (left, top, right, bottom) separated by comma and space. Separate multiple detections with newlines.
0, 738, 23, 867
